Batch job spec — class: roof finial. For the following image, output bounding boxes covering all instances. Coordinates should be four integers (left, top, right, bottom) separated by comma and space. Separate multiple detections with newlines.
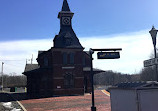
62, 0, 70, 11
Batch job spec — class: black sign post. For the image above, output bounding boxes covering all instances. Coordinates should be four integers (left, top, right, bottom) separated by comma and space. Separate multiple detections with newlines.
89, 48, 122, 111
89, 49, 96, 111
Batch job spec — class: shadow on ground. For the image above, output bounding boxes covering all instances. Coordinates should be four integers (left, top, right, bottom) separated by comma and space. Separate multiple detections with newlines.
0, 92, 89, 102
0, 92, 58, 102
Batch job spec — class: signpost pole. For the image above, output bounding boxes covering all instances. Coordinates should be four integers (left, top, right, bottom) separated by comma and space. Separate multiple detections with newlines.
90, 49, 96, 111
149, 26, 158, 81
154, 46, 158, 82
89, 48, 122, 111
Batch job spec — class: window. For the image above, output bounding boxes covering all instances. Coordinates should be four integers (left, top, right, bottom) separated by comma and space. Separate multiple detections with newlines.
63, 52, 67, 65
82, 56, 86, 66
64, 73, 74, 88
70, 53, 74, 64
63, 52, 74, 65
44, 57, 48, 66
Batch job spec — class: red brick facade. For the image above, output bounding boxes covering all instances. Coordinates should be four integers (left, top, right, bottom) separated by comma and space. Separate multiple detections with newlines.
24, 48, 93, 97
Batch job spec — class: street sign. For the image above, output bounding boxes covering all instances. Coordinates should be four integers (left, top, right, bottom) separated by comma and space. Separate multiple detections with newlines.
144, 58, 158, 67
97, 52, 120, 59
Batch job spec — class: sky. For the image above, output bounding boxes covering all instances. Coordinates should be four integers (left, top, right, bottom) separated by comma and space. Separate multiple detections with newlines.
0, 0, 158, 75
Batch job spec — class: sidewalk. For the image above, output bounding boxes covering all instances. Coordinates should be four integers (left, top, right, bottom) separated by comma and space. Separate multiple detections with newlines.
20, 90, 111, 111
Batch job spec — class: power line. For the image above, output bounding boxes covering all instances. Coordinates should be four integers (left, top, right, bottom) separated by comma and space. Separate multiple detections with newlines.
0, 60, 25, 61
4, 63, 24, 68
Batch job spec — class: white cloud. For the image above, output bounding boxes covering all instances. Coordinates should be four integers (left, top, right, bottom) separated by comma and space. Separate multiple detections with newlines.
0, 39, 52, 75
0, 30, 155, 75
80, 30, 154, 74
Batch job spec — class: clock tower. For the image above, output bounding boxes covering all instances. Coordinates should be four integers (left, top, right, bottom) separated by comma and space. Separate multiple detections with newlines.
58, 0, 73, 27
23, 0, 100, 97
52, 0, 85, 95
53, 0, 83, 49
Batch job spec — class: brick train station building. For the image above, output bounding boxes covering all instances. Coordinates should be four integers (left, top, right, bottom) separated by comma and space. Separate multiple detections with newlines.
23, 0, 103, 97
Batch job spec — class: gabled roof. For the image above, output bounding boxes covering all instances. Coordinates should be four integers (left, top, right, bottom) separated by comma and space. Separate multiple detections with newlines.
23, 64, 39, 73
62, 0, 70, 11
84, 51, 90, 56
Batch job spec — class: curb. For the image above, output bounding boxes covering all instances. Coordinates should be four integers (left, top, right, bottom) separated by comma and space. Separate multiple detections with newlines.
7, 93, 27, 111
101, 90, 110, 96
16, 101, 27, 111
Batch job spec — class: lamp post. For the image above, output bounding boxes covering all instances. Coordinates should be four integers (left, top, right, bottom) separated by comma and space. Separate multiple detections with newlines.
149, 26, 158, 81
89, 48, 122, 111
89, 48, 96, 111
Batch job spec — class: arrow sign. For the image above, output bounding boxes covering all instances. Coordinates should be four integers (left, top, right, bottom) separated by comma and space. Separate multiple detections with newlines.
144, 58, 158, 67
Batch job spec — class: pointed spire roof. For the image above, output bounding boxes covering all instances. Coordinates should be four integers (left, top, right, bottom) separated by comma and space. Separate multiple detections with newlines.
58, 0, 73, 18
54, 0, 83, 49
62, 0, 70, 11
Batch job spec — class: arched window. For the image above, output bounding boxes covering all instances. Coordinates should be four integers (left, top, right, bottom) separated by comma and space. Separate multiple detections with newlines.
70, 53, 74, 64
64, 73, 74, 88
82, 55, 86, 66
63, 52, 67, 65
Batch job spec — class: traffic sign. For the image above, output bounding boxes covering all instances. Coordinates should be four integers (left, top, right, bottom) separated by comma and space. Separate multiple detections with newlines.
144, 58, 158, 67
97, 52, 120, 59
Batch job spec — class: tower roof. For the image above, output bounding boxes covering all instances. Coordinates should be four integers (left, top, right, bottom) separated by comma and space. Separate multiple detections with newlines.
62, 0, 70, 11
54, 0, 83, 49
58, 0, 73, 18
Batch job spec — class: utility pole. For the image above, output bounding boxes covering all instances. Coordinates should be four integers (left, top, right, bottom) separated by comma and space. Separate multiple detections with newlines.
1, 62, 4, 91
31, 54, 33, 64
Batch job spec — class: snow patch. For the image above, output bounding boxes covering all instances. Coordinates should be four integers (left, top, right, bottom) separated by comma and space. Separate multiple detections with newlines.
2, 102, 21, 111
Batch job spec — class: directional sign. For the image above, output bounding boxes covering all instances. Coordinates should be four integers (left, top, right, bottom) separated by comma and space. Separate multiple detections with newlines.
97, 52, 120, 59
144, 58, 158, 67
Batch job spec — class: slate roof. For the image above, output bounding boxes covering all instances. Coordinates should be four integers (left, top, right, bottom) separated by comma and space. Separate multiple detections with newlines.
38, 51, 45, 55
23, 64, 39, 73
84, 51, 90, 56
83, 67, 105, 72
54, 31, 83, 49
62, 0, 70, 11
23, 64, 103, 75
55, 0, 83, 49
111, 81, 158, 90
115, 82, 147, 88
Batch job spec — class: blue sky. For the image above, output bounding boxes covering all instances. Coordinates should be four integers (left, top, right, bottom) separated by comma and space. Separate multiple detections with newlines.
0, 0, 158, 75
0, 0, 158, 41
